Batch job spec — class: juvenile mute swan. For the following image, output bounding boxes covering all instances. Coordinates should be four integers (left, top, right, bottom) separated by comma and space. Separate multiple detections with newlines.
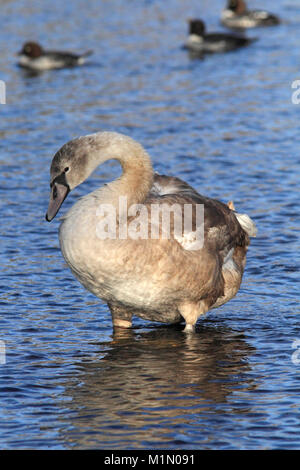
46, 132, 256, 332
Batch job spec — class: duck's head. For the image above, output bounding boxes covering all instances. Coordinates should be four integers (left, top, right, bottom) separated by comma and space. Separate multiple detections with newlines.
226, 0, 247, 14
19, 42, 43, 58
188, 19, 206, 37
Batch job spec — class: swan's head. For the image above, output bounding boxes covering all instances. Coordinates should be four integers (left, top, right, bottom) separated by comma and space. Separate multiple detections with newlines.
46, 134, 103, 221
45, 131, 151, 222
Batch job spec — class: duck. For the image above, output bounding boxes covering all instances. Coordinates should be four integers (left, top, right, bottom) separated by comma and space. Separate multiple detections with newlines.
45, 131, 257, 332
184, 19, 255, 54
18, 41, 93, 71
221, 0, 280, 29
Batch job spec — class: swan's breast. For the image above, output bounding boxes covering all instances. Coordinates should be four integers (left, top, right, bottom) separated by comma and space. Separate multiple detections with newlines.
58, 202, 173, 307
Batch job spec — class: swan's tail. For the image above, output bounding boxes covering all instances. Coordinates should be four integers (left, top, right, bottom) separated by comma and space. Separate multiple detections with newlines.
235, 212, 257, 237
227, 201, 257, 237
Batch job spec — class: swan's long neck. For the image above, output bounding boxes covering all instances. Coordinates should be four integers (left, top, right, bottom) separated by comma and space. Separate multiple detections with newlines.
83, 132, 154, 208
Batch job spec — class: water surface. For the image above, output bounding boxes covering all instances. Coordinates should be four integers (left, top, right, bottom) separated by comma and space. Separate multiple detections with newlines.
0, 0, 300, 450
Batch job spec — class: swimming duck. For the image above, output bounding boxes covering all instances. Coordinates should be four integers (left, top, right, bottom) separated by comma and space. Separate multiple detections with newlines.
184, 19, 255, 54
18, 42, 93, 71
221, 0, 280, 29
45, 132, 257, 332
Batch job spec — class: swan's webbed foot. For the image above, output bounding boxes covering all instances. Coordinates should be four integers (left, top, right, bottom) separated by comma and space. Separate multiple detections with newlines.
113, 318, 132, 329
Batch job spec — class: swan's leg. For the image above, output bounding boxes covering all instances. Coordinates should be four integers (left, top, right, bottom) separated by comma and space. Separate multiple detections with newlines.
108, 302, 133, 329
179, 301, 208, 333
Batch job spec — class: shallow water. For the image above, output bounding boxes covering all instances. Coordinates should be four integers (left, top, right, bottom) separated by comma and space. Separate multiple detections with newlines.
0, 0, 300, 450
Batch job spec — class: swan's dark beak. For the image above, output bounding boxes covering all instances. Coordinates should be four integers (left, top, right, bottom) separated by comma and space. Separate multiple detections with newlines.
46, 182, 70, 222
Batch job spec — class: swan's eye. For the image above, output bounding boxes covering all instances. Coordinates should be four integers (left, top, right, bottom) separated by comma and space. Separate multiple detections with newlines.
64, 167, 69, 173
53, 185, 57, 199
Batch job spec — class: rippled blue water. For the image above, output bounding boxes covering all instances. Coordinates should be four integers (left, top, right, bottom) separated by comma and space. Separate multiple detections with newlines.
0, 0, 299, 450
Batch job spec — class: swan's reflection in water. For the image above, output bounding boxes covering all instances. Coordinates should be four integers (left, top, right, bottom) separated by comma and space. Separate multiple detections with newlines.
61, 324, 256, 448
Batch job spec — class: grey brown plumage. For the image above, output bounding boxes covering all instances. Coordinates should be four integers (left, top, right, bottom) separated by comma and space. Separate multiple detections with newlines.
45, 132, 256, 332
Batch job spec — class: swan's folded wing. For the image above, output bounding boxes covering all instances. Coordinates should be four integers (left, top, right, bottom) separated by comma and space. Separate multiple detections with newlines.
146, 174, 251, 256
150, 173, 200, 198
